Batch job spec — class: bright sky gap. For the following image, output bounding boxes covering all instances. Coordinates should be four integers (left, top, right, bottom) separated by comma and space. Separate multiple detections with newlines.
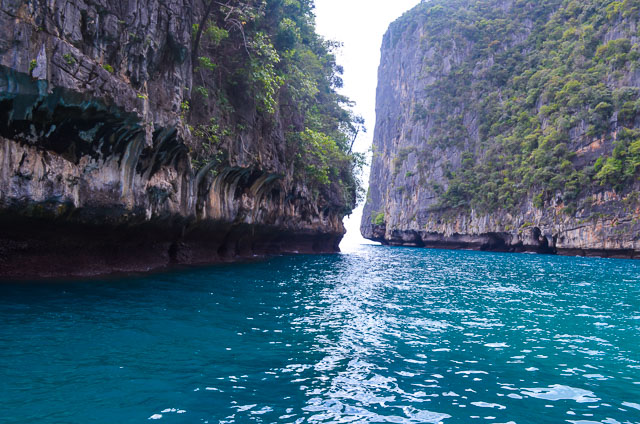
314, 0, 422, 249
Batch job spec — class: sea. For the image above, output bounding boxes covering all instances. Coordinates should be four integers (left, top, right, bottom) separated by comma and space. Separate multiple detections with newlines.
1, 245, 639, 423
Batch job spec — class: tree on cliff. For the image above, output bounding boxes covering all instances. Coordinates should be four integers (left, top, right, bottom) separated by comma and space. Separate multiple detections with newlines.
187, 0, 365, 213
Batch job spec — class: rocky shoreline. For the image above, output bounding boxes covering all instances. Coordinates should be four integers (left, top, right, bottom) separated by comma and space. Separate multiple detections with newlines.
361, 0, 640, 259
0, 1, 352, 279
0, 214, 341, 279
366, 227, 637, 260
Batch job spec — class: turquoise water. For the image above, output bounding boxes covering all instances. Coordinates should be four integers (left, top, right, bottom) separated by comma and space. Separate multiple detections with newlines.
1, 246, 639, 424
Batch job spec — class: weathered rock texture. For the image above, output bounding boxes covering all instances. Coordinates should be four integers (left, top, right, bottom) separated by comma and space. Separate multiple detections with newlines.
362, 0, 640, 259
0, 1, 347, 278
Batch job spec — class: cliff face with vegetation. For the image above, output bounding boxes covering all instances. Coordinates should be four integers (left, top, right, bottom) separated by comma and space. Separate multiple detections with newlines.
363, 0, 640, 258
0, 0, 362, 278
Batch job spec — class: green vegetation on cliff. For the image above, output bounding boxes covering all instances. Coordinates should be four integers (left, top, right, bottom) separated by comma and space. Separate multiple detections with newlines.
189, 0, 363, 213
401, 0, 640, 214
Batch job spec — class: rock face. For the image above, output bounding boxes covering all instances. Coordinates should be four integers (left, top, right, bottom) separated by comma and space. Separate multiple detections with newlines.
362, 0, 640, 259
0, 1, 350, 278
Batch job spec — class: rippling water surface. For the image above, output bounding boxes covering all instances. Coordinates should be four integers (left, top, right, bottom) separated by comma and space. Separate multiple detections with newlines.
1, 246, 640, 423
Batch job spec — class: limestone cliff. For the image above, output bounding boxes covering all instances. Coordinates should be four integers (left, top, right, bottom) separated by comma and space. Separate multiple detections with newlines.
0, 0, 360, 278
363, 0, 640, 258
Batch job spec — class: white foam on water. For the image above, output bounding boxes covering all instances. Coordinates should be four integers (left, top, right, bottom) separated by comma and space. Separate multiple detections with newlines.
568, 420, 620, 424
567, 421, 601, 424
404, 359, 428, 364
583, 374, 608, 380
470, 402, 506, 410
148, 414, 162, 420
405, 408, 451, 423
251, 406, 273, 415
484, 343, 509, 348
580, 349, 605, 356
521, 385, 599, 403
622, 401, 640, 410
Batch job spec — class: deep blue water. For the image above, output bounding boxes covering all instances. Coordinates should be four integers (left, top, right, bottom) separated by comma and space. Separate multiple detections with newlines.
1, 245, 639, 424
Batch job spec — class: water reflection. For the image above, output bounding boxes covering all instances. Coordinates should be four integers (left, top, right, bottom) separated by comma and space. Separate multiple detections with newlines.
280, 247, 640, 423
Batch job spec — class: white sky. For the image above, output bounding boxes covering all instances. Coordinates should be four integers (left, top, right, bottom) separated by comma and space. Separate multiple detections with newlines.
313, 0, 422, 249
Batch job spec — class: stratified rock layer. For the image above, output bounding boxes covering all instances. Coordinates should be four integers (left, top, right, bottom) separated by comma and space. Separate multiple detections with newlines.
0, 1, 344, 278
362, 0, 640, 259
